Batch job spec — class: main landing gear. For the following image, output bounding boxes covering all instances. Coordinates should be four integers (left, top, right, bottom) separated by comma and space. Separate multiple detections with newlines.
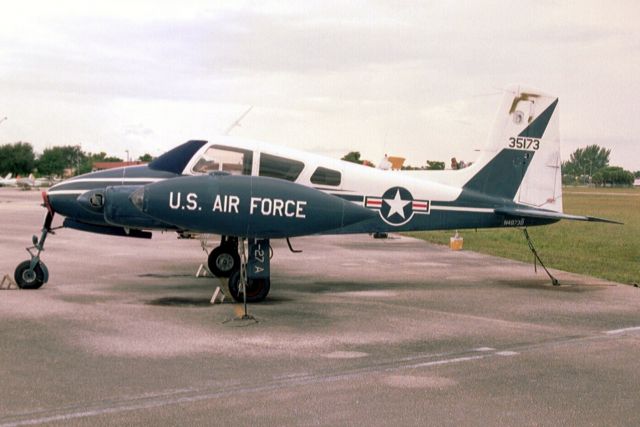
209, 236, 271, 303
14, 211, 55, 289
207, 236, 240, 278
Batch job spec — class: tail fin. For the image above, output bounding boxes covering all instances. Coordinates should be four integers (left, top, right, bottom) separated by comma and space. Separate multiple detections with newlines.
459, 85, 562, 211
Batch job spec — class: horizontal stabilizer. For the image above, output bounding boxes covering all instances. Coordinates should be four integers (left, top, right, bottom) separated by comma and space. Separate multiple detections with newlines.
495, 207, 622, 224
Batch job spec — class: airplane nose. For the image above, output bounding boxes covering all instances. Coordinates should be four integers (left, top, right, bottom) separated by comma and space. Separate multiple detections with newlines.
130, 187, 144, 212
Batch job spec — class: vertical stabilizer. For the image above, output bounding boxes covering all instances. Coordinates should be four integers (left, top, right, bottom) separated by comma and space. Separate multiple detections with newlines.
458, 85, 562, 211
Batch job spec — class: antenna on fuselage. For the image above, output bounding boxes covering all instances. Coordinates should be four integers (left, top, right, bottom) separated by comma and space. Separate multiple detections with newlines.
224, 106, 253, 135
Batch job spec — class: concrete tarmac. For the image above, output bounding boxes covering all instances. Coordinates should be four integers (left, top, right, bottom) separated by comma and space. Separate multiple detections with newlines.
1, 188, 639, 426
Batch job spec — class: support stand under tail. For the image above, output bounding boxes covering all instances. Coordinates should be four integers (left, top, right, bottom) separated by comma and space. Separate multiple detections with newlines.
522, 228, 560, 286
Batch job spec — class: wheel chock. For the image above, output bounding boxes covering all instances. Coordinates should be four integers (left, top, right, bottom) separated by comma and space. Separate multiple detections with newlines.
195, 263, 212, 278
1, 274, 18, 290
211, 277, 233, 305
210, 286, 225, 304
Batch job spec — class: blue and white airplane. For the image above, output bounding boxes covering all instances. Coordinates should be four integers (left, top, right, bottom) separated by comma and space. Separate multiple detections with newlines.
14, 85, 618, 301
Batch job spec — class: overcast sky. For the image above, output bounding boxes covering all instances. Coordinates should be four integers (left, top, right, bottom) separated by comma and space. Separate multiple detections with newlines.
1, 0, 638, 170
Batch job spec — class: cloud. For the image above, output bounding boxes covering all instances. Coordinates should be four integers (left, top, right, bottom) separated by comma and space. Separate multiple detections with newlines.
0, 1, 638, 170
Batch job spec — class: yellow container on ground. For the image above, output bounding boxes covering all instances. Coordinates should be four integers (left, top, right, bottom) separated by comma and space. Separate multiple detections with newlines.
450, 234, 463, 251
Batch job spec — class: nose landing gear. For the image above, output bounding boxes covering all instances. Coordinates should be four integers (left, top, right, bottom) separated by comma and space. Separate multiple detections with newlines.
14, 211, 54, 289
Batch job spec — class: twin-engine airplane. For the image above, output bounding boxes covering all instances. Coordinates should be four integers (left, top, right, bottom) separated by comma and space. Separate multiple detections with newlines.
14, 85, 618, 301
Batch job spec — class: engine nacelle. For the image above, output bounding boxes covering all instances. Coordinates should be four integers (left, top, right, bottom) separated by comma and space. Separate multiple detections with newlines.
103, 185, 175, 229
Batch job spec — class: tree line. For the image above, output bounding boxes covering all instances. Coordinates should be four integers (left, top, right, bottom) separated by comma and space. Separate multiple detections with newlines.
342, 144, 638, 186
0, 142, 153, 177
562, 144, 637, 186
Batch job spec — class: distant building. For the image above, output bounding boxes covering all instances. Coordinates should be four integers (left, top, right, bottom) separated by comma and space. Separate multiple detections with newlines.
634, 178, 640, 187
387, 156, 405, 170
92, 161, 147, 171
377, 155, 405, 170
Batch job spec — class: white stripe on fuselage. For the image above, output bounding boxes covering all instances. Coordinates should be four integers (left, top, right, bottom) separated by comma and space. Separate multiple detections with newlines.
47, 189, 88, 195
430, 206, 494, 213
56, 177, 165, 184
48, 178, 167, 196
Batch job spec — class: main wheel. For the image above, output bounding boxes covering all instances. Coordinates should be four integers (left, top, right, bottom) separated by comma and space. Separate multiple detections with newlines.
14, 260, 46, 289
228, 270, 270, 303
207, 245, 240, 278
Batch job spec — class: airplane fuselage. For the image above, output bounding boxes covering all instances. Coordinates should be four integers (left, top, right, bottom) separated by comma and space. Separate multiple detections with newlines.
46, 136, 555, 239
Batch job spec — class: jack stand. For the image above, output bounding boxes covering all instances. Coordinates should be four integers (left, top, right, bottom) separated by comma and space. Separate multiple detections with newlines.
522, 228, 560, 286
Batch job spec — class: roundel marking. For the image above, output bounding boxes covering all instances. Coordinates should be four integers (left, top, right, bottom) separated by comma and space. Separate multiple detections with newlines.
380, 187, 414, 226
364, 187, 430, 227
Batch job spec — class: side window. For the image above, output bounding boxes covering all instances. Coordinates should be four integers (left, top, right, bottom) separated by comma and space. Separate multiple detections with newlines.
259, 153, 304, 182
192, 145, 252, 175
310, 167, 341, 186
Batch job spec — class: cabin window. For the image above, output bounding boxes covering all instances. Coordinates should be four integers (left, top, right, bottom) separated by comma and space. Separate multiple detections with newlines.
310, 167, 341, 186
192, 145, 252, 175
259, 153, 304, 182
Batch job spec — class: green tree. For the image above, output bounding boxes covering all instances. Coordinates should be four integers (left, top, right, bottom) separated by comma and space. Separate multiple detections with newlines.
341, 151, 362, 164
0, 142, 36, 175
634, 171, 640, 179
562, 145, 610, 178
592, 166, 634, 187
426, 160, 445, 170
138, 153, 153, 162
401, 164, 419, 170
37, 145, 86, 176
89, 152, 122, 162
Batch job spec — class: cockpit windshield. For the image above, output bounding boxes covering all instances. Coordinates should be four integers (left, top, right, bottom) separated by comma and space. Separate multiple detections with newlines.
192, 145, 253, 175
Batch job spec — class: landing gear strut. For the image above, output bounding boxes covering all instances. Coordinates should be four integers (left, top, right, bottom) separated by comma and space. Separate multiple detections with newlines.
14, 211, 54, 289
523, 228, 559, 286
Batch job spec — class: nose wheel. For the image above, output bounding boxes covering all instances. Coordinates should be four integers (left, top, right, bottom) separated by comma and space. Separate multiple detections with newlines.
14, 260, 47, 289
14, 210, 54, 290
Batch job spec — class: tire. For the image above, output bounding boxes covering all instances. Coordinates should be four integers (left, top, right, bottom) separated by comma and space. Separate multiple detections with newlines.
14, 260, 46, 289
228, 270, 270, 303
207, 245, 240, 278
